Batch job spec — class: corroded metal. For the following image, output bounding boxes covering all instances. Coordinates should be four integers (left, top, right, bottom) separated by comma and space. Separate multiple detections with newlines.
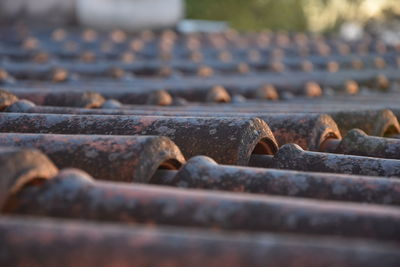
5, 169, 400, 241
329, 109, 400, 137
330, 129, 400, 160
2, 216, 400, 267
7, 89, 105, 108
252, 143, 400, 177
153, 156, 400, 206
3, 65, 70, 82
0, 133, 185, 183
0, 113, 278, 165
0, 147, 58, 211
3, 103, 340, 151
258, 113, 341, 151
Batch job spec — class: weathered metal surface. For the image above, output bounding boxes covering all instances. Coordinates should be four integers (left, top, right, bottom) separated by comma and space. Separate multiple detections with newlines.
6, 89, 105, 108
329, 109, 400, 137
0, 133, 184, 183
332, 129, 400, 160
3, 24, 400, 265
0, 147, 58, 211
258, 113, 341, 150
253, 143, 400, 177
3, 103, 340, 151
1, 65, 70, 82
8, 97, 400, 142
5, 169, 400, 241
0, 113, 278, 165
2, 216, 400, 267
155, 156, 400, 206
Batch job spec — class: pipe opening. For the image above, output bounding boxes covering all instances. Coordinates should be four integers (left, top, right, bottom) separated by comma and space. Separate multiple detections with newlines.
319, 138, 341, 153
149, 159, 181, 185
24, 177, 49, 188
252, 138, 277, 155
157, 159, 182, 170
319, 131, 342, 152
247, 138, 278, 168
2, 177, 48, 213
383, 125, 400, 138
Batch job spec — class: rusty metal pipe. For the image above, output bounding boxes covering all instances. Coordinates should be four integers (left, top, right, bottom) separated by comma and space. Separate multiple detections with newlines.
5, 89, 105, 108
325, 129, 400, 160
0, 113, 278, 165
110, 105, 399, 138
4, 168, 400, 241
326, 109, 400, 137
2, 216, 400, 267
0, 133, 185, 183
4, 102, 340, 151
152, 156, 400, 206
250, 143, 400, 177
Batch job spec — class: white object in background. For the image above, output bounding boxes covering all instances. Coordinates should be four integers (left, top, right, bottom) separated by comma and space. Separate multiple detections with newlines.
340, 22, 364, 41
77, 0, 184, 31
178, 20, 229, 33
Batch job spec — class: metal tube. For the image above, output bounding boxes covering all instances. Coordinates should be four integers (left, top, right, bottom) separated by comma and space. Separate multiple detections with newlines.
5, 169, 400, 241
0, 133, 185, 183
0, 113, 278, 165
6, 89, 105, 108
4, 102, 340, 151
332, 129, 400, 160
157, 156, 400, 206
2, 216, 400, 267
252, 143, 400, 177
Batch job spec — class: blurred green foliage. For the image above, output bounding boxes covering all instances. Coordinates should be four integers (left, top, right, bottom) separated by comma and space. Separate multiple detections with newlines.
185, 0, 400, 32
186, 0, 308, 31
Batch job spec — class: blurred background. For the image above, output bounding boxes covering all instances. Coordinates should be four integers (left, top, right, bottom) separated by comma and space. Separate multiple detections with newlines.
1, 0, 400, 42
186, 0, 400, 32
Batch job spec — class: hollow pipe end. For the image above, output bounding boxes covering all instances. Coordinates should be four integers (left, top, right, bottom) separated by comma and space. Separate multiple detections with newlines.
311, 114, 342, 152
206, 86, 231, 103
0, 147, 58, 211
377, 109, 400, 137
255, 84, 279, 100
0, 90, 18, 111
147, 90, 173, 106
304, 82, 322, 98
80, 92, 106, 108
139, 136, 186, 184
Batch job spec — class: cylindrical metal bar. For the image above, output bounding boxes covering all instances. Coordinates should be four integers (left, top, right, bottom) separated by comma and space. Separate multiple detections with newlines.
2, 216, 400, 267
5, 169, 400, 241
5, 65, 400, 103
110, 104, 399, 138
6, 89, 105, 108
4, 102, 340, 151
6, 87, 176, 106
8, 97, 400, 140
331, 129, 400, 160
155, 156, 400, 206
0, 133, 185, 183
1, 65, 70, 82
0, 113, 278, 165
251, 143, 400, 177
